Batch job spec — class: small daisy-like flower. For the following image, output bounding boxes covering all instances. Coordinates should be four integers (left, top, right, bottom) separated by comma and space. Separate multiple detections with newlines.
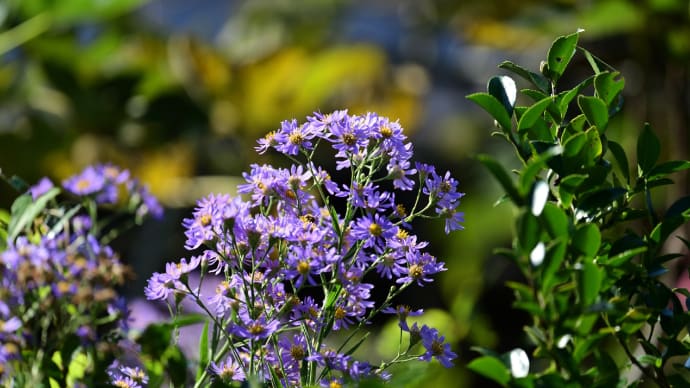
349, 213, 396, 250
418, 325, 457, 368
210, 357, 246, 382
63, 166, 106, 196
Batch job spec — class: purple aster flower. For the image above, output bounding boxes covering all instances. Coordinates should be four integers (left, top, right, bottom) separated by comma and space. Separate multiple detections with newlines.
396, 252, 446, 287
274, 118, 316, 155
325, 115, 369, 154
229, 314, 280, 341
387, 158, 416, 191
28, 177, 55, 200
437, 204, 465, 234
419, 325, 457, 368
349, 213, 396, 250
255, 131, 278, 154
144, 272, 179, 300
63, 166, 106, 196
210, 357, 246, 382
165, 256, 202, 281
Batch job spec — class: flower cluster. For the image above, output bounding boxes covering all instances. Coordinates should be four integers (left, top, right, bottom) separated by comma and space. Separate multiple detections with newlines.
0, 165, 159, 385
33, 163, 163, 220
147, 111, 463, 386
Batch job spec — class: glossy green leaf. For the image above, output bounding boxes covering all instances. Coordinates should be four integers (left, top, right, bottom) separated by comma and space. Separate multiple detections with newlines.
540, 203, 569, 238
563, 132, 587, 157
557, 174, 587, 207
478, 154, 523, 206
8, 188, 60, 241
467, 92, 513, 132
498, 60, 550, 93
579, 259, 603, 306
605, 246, 647, 267
467, 356, 510, 386
517, 96, 554, 134
648, 160, 690, 180
594, 71, 625, 107
572, 224, 601, 258
488, 76, 517, 116
546, 32, 580, 81
577, 95, 608, 132
542, 240, 567, 292
607, 140, 630, 183
581, 127, 603, 166
517, 211, 541, 255
637, 123, 660, 176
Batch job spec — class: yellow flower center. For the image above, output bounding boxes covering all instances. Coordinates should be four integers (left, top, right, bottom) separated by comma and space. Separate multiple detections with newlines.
409, 264, 423, 279
380, 125, 393, 138
368, 223, 382, 236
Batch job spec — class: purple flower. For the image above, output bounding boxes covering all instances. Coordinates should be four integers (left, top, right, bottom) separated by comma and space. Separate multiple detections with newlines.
144, 272, 179, 300
419, 325, 457, 368
396, 252, 446, 287
349, 213, 396, 250
165, 256, 202, 280
63, 166, 106, 196
210, 357, 246, 382
274, 118, 317, 155
229, 314, 280, 341
437, 205, 465, 234
28, 177, 55, 200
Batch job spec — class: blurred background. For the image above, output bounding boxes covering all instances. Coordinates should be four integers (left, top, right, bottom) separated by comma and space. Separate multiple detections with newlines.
1, 0, 689, 386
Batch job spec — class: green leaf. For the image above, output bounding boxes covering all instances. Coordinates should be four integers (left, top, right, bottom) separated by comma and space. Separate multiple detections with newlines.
594, 71, 625, 107
196, 320, 209, 381
517, 96, 554, 134
467, 356, 510, 386
8, 187, 60, 241
607, 140, 630, 183
563, 132, 587, 157
577, 96, 608, 132
581, 127, 603, 166
572, 224, 601, 258
517, 211, 541, 255
637, 123, 660, 176
580, 259, 603, 306
648, 160, 690, 180
477, 154, 524, 206
546, 31, 580, 81
488, 76, 517, 116
557, 174, 587, 207
498, 60, 550, 94
540, 203, 570, 238
542, 240, 567, 292
467, 93, 513, 132
605, 246, 647, 267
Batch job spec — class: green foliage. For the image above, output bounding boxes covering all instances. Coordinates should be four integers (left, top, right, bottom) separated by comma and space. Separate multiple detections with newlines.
468, 31, 690, 387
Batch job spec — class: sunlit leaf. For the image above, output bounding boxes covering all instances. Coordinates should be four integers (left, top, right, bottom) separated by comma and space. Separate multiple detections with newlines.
498, 60, 550, 93
467, 92, 513, 132
577, 96, 608, 132
546, 32, 580, 82
467, 356, 510, 386
488, 75, 517, 116
517, 96, 553, 134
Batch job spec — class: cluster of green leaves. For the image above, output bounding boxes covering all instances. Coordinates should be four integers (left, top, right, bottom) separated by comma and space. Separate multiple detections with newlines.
466, 31, 690, 387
